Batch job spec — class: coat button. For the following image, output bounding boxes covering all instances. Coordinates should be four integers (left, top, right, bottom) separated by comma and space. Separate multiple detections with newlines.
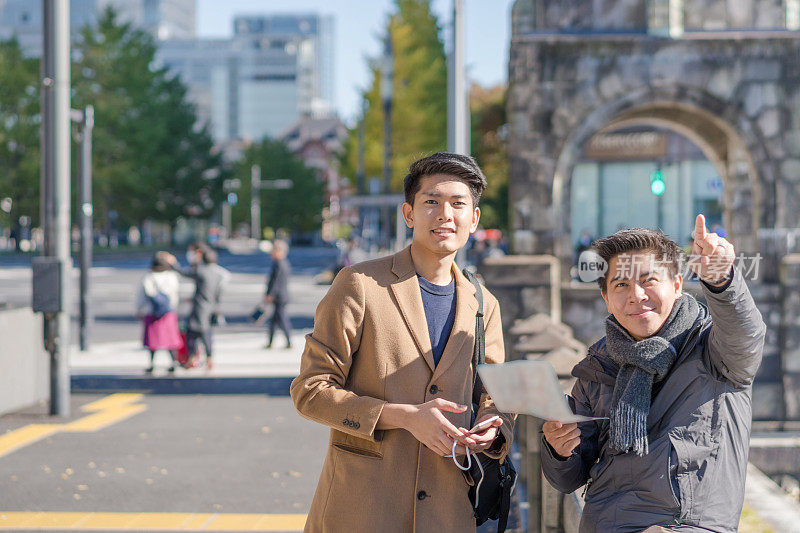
349, 420, 355, 427
354, 422, 360, 429
417, 491, 427, 500
429, 384, 438, 394
343, 418, 349, 426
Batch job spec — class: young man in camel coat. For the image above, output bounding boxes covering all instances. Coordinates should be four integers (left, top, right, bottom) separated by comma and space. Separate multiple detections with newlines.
291, 152, 514, 532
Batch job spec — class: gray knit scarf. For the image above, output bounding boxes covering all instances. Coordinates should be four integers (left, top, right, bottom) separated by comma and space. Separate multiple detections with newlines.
605, 294, 701, 456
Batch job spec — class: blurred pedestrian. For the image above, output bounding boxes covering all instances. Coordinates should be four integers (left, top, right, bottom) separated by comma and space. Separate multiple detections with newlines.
170, 242, 228, 369
574, 229, 594, 264
136, 251, 181, 373
264, 239, 292, 349
333, 238, 352, 278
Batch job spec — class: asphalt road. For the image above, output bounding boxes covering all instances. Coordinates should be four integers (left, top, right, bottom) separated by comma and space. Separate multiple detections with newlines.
0, 394, 328, 515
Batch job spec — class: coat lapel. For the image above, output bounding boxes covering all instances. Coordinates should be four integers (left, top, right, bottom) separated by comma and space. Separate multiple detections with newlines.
389, 247, 436, 372
431, 265, 479, 381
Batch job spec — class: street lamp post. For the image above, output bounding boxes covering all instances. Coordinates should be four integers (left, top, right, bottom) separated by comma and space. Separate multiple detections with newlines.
70, 106, 94, 352
250, 163, 292, 241
222, 178, 240, 239
448, 0, 470, 266
357, 96, 367, 196
38, 0, 71, 417
251, 164, 261, 239
447, 0, 469, 156
381, 34, 393, 249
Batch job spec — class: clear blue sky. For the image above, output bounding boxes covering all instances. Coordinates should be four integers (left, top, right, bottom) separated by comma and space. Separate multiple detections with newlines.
196, 0, 514, 124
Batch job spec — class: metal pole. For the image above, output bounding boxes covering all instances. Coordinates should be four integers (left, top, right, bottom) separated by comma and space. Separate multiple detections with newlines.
41, 2, 54, 255
356, 97, 367, 243
40, 0, 55, 365
78, 106, 93, 352
251, 164, 261, 239
221, 201, 231, 238
41, 0, 71, 417
447, 0, 468, 155
381, 34, 393, 249
357, 96, 366, 196
448, 0, 470, 266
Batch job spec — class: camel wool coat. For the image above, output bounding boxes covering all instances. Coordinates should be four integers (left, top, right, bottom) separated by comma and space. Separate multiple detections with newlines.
290, 246, 514, 533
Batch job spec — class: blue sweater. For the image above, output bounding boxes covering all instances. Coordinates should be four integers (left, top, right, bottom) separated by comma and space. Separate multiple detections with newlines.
417, 275, 457, 366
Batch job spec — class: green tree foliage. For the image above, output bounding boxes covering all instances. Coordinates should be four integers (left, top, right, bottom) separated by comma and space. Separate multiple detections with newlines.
0, 39, 40, 230
72, 8, 225, 230
343, 0, 447, 193
230, 138, 324, 235
471, 84, 509, 233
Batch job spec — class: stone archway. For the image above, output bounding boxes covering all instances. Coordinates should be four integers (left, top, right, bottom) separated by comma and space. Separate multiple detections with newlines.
550, 87, 774, 270
507, 31, 800, 281
503, 0, 800, 423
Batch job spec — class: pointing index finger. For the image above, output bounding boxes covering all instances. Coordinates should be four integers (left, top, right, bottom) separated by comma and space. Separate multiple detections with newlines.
694, 214, 708, 240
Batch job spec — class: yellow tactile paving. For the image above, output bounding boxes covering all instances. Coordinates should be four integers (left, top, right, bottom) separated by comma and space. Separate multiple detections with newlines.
0, 424, 61, 459
0, 393, 148, 458
252, 514, 308, 531
71, 512, 196, 529
207, 513, 305, 531
80, 393, 144, 413
180, 514, 216, 529
0, 512, 306, 530
0, 512, 89, 528
61, 403, 148, 433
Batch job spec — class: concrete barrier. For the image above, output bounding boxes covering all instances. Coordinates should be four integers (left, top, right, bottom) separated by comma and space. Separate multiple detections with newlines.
0, 307, 48, 415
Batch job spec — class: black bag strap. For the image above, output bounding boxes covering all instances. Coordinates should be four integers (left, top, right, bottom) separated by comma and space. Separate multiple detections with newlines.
497, 483, 511, 532
464, 269, 515, 533
462, 269, 485, 410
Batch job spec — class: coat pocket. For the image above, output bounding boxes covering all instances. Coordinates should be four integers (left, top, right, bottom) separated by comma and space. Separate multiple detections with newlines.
668, 428, 715, 523
607, 435, 680, 514
331, 429, 383, 459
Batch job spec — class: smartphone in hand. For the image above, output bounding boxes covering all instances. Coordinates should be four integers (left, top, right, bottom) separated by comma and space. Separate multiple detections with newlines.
466, 415, 501, 435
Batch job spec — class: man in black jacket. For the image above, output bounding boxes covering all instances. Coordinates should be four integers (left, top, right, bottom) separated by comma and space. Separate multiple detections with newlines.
264, 239, 292, 349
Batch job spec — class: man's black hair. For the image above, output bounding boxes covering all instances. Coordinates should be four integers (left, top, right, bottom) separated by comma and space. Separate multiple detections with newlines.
592, 228, 684, 291
403, 152, 487, 206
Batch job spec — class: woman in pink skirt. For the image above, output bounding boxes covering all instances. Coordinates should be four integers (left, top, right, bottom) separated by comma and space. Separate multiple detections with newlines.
136, 251, 182, 372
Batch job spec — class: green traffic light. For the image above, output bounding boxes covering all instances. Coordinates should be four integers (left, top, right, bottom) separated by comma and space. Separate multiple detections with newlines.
650, 170, 665, 196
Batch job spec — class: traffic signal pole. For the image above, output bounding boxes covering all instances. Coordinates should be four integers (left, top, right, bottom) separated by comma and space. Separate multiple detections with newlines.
40, 0, 72, 417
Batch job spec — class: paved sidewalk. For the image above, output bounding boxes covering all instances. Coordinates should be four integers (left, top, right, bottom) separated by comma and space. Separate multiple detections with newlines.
71, 331, 310, 377
70, 331, 310, 395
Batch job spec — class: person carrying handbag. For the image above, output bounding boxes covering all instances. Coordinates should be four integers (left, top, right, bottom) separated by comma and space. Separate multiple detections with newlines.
291, 153, 515, 532
136, 251, 182, 373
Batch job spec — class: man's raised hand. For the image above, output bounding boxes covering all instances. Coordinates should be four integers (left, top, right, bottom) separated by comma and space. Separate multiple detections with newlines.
690, 214, 735, 286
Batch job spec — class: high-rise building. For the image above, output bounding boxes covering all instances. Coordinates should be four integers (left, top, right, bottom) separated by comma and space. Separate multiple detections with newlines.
156, 13, 335, 144
0, 2, 334, 145
0, 0, 195, 56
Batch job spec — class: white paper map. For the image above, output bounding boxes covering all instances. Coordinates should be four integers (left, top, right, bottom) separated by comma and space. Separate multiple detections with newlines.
477, 360, 608, 423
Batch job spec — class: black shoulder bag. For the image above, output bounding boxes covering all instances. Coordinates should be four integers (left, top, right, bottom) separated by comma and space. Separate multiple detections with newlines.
461, 269, 517, 533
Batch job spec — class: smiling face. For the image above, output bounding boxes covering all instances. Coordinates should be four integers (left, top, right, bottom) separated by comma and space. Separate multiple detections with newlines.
601, 251, 683, 340
401, 174, 480, 259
